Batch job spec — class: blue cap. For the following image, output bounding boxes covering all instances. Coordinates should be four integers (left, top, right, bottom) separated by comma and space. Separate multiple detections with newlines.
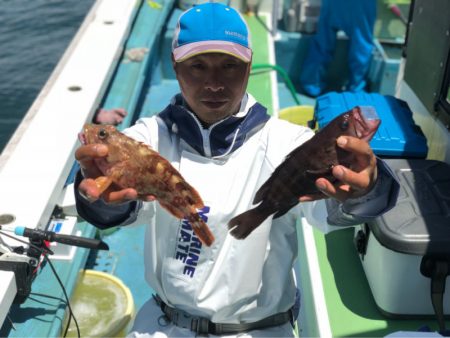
172, 2, 252, 63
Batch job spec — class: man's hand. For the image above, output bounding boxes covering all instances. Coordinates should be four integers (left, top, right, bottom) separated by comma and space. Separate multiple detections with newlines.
299, 136, 377, 203
75, 143, 155, 204
94, 108, 128, 126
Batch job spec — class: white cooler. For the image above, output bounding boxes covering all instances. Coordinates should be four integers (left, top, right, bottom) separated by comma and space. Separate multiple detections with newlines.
354, 159, 450, 328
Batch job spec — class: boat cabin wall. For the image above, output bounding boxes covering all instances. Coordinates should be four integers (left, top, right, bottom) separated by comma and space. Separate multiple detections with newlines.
396, 0, 450, 163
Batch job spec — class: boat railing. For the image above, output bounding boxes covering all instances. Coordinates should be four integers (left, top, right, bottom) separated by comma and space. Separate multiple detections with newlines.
0, 0, 140, 327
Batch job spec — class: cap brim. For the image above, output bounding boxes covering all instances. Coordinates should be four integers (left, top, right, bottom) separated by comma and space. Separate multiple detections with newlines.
173, 41, 252, 63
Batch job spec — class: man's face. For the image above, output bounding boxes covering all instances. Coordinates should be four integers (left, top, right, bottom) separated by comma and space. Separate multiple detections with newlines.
173, 53, 251, 127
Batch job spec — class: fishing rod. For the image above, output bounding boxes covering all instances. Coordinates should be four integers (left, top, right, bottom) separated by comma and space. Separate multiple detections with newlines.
0, 220, 109, 304
0, 214, 109, 338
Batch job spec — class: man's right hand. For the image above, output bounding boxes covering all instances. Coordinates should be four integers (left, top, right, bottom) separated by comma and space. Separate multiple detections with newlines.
75, 144, 149, 204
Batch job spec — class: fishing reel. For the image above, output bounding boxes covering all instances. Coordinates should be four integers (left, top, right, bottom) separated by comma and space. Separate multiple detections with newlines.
0, 239, 44, 304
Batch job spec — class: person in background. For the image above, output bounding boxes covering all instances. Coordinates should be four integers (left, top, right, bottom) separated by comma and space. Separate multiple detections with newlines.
94, 107, 128, 125
74, 2, 398, 337
299, 0, 376, 97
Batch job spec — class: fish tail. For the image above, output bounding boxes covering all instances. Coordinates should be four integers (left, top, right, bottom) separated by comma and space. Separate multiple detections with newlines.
228, 206, 271, 239
190, 217, 215, 247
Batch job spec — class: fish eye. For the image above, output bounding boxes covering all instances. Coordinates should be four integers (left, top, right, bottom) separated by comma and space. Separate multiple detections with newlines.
98, 129, 108, 139
340, 120, 349, 131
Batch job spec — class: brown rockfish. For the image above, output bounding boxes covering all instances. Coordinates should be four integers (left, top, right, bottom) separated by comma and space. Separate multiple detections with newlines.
80, 124, 215, 246
228, 106, 381, 239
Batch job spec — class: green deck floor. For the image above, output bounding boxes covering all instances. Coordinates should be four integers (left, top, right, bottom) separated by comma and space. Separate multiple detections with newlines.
316, 227, 449, 336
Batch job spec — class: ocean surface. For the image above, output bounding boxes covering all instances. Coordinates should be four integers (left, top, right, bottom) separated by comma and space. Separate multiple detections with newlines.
0, 0, 94, 153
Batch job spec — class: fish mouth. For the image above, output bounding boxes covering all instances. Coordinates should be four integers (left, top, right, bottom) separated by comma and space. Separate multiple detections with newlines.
78, 132, 87, 145
352, 106, 380, 141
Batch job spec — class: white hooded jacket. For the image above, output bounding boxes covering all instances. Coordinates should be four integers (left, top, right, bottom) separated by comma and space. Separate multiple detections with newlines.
75, 93, 398, 329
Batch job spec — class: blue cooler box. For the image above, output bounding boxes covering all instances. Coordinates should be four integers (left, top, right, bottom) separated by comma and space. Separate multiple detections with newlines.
314, 92, 428, 158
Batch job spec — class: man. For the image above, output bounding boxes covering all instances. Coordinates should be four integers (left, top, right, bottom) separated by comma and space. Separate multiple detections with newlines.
75, 3, 398, 337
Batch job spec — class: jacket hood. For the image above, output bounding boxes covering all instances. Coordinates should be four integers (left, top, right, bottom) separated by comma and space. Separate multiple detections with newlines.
158, 93, 270, 157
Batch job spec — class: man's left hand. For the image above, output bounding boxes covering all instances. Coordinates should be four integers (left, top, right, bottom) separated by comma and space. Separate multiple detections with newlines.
299, 136, 377, 202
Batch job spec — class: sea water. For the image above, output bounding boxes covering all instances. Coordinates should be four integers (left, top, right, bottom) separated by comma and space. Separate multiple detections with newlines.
0, 0, 94, 153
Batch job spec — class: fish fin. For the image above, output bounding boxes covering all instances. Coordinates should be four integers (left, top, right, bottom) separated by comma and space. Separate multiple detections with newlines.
190, 216, 215, 247
253, 178, 273, 204
186, 185, 204, 209
94, 176, 113, 195
305, 167, 333, 176
176, 182, 204, 209
273, 206, 292, 219
228, 207, 271, 239
272, 196, 300, 218
158, 200, 185, 219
